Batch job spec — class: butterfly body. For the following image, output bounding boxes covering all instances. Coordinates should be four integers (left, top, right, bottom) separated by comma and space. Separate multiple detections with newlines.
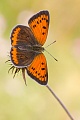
18, 45, 44, 53
10, 10, 49, 85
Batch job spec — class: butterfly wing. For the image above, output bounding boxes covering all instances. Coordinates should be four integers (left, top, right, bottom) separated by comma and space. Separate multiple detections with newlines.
10, 47, 37, 67
28, 10, 49, 46
10, 25, 38, 46
27, 53, 48, 85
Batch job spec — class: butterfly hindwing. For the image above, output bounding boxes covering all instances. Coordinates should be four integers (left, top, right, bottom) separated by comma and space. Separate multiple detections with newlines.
28, 10, 49, 46
27, 53, 48, 85
10, 47, 36, 67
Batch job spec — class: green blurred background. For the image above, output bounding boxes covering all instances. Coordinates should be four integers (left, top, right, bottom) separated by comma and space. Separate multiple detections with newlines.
0, 0, 80, 120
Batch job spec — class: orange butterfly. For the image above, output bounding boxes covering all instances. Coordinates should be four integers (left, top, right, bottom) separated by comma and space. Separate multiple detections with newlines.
8, 11, 75, 120
9, 10, 49, 85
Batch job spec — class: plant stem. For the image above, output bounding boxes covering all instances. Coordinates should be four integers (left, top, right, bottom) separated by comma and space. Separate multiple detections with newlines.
46, 84, 74, 120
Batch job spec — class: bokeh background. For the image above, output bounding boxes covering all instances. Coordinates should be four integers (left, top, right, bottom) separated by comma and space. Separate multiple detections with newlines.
0, 0, 80, 120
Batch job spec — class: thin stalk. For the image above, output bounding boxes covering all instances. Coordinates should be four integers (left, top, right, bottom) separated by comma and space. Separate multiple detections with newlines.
46, 84, 75, 120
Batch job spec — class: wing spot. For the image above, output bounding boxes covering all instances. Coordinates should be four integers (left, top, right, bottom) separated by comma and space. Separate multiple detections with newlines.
46, 19, 48, 22
40, 76, 42, 78
42, 76, 45, 78
37, 21, 39, 24
41, 68, 45, 70
38, 73, 40, 75
42, 32, 45, 35
42, 18, 43, 20
40, 20, 42, 23
31, 67, 35, 70
33, 25, 36, 28
35, 71, 37, 73
43, 26, 46, 29
41, 62, 44, 65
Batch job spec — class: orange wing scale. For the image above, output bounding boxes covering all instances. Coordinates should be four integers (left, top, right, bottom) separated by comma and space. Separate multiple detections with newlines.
11, 27, 21, 46
11, 47, 19, 65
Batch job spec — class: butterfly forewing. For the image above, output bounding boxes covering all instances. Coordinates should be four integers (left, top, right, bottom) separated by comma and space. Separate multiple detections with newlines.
27, 53, 48, 85
28, 10, 49, 46
11, 25, 38, 46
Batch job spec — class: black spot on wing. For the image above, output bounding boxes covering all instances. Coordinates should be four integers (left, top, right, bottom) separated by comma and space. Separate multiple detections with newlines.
42, 32, 45, 35
43, 26, 46, 29
41, 68, 45, 70
41, 62, 45, 65
31, 67, 35, 70
33, 25, 36, 28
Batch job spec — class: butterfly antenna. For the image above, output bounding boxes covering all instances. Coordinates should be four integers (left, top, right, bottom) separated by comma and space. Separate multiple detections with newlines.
45, 40, 56, 48
44, 49, 58, 61
46, 84, 74, 120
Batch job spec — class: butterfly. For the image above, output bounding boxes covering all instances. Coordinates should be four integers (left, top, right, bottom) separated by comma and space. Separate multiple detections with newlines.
9, 10, 49, 85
